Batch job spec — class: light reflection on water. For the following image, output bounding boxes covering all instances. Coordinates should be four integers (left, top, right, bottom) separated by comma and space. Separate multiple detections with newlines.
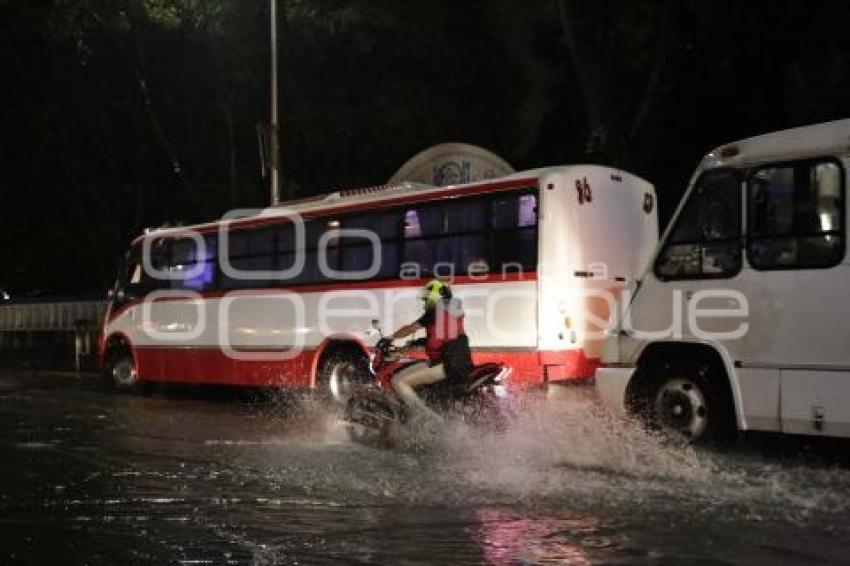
474, 509, 599, 565
2, 374, 850, 564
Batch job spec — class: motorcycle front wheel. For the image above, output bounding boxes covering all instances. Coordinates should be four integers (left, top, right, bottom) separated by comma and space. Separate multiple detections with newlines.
344, 389, 399, 446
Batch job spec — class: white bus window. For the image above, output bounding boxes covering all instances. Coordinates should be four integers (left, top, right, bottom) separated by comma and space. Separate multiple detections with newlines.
747, 160, 844, 270
655, 169, 742, 280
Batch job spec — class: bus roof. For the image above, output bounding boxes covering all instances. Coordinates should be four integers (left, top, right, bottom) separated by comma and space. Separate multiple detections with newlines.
702, 118, 850, 170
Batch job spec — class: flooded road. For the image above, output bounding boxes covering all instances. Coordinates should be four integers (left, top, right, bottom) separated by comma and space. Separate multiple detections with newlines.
1, 371, 850, 565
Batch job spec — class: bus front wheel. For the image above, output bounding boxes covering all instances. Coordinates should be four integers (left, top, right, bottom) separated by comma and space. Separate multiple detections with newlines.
104, 349, 141, 393
638, 359, 736, 446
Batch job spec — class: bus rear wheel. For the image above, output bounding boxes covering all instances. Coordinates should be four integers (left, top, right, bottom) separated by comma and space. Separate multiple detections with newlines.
318, 351, 370, 404
638, 359, 736, 446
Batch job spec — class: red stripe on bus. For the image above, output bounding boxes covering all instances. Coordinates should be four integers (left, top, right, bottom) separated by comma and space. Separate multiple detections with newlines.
135, 346, 317, 388
129, 345, 597, 388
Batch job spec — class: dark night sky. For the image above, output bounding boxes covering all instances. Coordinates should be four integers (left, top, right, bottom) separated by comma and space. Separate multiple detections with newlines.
1, 0, 849, 295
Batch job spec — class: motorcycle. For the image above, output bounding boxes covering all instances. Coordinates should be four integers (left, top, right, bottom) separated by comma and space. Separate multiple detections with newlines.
343, 335, 511, 445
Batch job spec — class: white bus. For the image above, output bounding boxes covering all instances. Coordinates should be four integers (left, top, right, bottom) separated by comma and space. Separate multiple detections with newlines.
596, 118, 850, 443
100, 165, 657, 396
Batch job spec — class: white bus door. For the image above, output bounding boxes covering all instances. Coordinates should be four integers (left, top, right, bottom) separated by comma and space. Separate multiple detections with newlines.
741, 158, 850, 436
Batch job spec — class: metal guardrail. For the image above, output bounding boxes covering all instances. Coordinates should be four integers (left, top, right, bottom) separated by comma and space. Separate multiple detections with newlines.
0, 300, 108, 371
0, 301, 107, 332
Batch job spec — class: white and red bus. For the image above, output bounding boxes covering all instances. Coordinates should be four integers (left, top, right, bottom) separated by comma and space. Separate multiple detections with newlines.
100, 165, 657, 395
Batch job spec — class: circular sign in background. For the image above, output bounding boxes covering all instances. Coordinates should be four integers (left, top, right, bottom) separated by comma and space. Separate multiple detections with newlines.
388, 143, 515, 187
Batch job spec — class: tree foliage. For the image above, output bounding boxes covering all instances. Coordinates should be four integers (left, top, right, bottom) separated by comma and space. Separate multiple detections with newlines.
2, 0, 850, 293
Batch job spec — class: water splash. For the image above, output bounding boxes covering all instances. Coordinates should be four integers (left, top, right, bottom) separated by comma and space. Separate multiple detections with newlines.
248, 387, 850, 527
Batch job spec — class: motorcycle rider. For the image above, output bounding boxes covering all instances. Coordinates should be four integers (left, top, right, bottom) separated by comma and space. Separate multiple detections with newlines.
379, 279, 473, 421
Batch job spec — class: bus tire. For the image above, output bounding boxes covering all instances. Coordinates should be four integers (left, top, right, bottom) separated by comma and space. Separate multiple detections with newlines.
317, 349, 370, 404
636, 357, 736, 446
104, 349, 142, 393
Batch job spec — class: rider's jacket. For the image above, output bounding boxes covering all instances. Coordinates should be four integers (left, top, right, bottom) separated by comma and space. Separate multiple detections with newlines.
417, 298, 473, 381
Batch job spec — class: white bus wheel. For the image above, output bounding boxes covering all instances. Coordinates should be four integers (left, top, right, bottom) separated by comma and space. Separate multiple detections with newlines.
642, 361, 735, 446
318, 351, 370, 403
652, 377, 710, 440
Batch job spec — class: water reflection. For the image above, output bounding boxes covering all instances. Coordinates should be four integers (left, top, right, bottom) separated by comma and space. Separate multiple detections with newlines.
475, 509, 599, 565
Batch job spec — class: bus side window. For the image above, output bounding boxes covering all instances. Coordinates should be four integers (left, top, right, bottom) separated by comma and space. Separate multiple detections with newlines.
295, 220, 338, 283
135, 238, 170, 292
440, 198, 487, 273
654, 169, 742, 280
221, 228, 275, 289
275, 223, 297, 282
113, 252, 143, 302
491, 193, 538, 272
402, 199, 487, 276
747, 160, 844, 270
402, 208, 434, 274
173, 235, 217, 291
342, 211, 402, 279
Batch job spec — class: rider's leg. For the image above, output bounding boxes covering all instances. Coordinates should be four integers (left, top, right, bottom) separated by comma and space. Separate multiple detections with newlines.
391, 362, 446, 420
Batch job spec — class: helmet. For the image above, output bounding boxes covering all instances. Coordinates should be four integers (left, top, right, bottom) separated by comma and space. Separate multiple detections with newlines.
421, 279, 451, 308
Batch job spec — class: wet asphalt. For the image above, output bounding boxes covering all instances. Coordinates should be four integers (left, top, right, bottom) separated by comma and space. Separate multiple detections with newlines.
2, 370, 850, 565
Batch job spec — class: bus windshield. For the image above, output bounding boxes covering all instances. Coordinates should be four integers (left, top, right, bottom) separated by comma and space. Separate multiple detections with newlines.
655, 168, 742, 280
